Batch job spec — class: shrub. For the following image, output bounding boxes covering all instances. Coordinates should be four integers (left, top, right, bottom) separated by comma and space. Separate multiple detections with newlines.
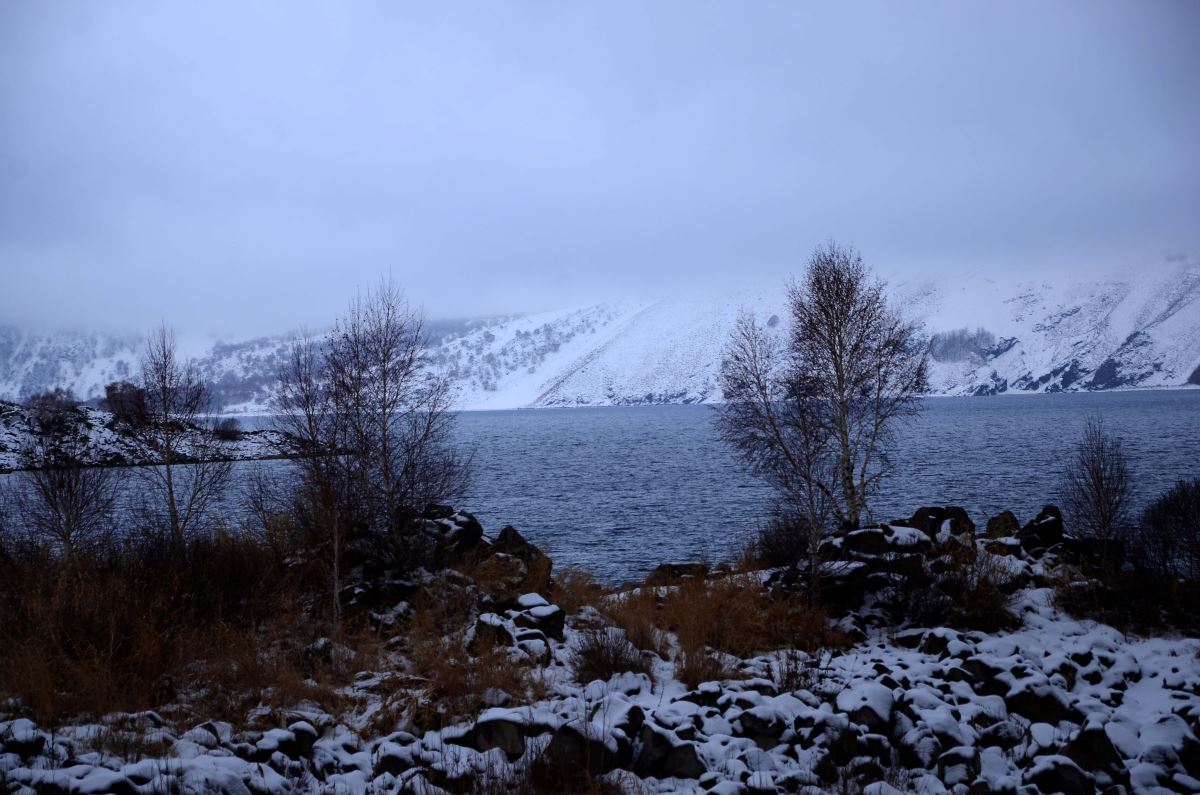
898, 544, 1018, 633
1134, 479, 1200, 583
101, 380, 149, 427
606, 575, 848, 689
936, 547, 1020, 632
0, 531, 322, 724
404, 615, 541, 731
660, 576, 845, 658
213, 416, 243, 441
23, 387, 78, 434
552, 567, 606, 615
1059, 415, 1132, 569
571, 628, 651, 684
606, 587, 666, 657
748, 508, 813, 569
1059, 479, 1200, 633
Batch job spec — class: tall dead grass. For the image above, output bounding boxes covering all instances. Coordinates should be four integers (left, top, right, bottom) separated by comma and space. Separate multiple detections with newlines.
403, 612, 545, 731
0, 530, 356, 725
604, 575, 848, 689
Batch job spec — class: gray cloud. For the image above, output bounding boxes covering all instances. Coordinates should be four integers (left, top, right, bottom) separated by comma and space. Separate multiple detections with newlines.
2, 0, 1198, 336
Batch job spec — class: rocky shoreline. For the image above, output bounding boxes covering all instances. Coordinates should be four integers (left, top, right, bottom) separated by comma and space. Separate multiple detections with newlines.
2, 507, 1199, 794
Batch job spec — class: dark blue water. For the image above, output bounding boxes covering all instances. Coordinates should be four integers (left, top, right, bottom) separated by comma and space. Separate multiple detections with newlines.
454, 391, 1200, 581
7, 392, 1197, 582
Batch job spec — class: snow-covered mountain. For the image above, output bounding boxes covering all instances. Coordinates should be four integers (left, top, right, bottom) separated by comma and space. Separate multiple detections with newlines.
2, 263, 1198, 410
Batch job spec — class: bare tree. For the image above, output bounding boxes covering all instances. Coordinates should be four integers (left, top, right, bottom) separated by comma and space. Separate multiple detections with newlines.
718, 242, 929, 579
1059, 414, 1131, 567
275, 332, 348, 627
718, 312, 836, 598
137, 324, 231, 546
16, 434, 121, 556
324, 281, 468, 525
274, 281, 470, 627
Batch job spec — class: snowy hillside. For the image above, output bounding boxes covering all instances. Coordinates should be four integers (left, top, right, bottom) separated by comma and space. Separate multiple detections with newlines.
2, 263, 1198, 411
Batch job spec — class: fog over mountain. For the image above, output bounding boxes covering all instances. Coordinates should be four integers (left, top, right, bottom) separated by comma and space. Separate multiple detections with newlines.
2, 2, 1199, 336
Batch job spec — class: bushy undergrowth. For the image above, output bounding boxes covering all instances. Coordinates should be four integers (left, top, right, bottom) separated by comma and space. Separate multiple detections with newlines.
0, 529, 352, 725
400, 579, 547, 731
571, 628, 651, 684
605, 575, 849, 689
1054, 480, 1200, 633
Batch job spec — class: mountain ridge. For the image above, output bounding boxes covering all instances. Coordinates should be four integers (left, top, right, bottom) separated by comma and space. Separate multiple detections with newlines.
2, 265, 1198, 411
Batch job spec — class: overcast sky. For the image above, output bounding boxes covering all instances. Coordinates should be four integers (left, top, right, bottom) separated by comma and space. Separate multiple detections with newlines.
1, 1, 1198, 336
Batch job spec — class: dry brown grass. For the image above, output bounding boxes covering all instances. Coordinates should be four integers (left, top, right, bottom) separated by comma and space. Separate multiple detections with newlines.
605, 587, 666, 657
552, 567, 607, 615
0, 530, 369, 727
403, 609, 546, 731
935, 546, 1020, 633
660, 576, 846, 658
600, 574, 848, 689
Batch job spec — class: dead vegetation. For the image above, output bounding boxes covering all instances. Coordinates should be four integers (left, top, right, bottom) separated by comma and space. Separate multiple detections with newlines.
0, 530, 359, 726
399, 584, 547, 731
599, 573, 849, 689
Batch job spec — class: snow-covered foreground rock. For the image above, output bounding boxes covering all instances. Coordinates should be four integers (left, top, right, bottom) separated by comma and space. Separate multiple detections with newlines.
3, 598, 1197, 793
2, 510, 1198, 794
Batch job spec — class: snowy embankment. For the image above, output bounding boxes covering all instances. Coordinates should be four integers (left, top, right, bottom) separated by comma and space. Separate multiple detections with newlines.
2, 509, 1199, 793
0, 401, 287, 473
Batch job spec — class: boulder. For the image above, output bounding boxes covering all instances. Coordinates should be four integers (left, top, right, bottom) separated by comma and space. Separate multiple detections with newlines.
844, 527, 891, 555
634, 723, 706, 778
978, 720, 1024, 749
938, 746, 981, 787
466, 553, 529, 603
0, 719, 45, 759
836, 683, 894, 734
1065, 723, 1127, 789
644, 562, 708, 585
985, 537, 1022, 557
738, 708, 789, 747
908, 506, 948, 537
943, 506, 975, 536
1023, 755, 1093, 795
513, 602, 566, 641
898, 724, 942, 769
1020, 505, 1064, 554
1006, 684, 1081, 725
986, 511, 1020, 538
470, 717, 526, 760
470, 613, 514, 651
962, 656, 1009, 697
494, 525, 552, 593
543, 724, 621, 776
1140, 715, 1200, 777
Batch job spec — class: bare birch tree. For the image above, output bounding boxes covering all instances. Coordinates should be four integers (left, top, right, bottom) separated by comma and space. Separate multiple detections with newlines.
1059, 415, 1131, 567
17, 424, 121, 557
274, 280, 470, 628
718, 311, 837, 598
718, 242, 929, 571
138, 324, 231, 546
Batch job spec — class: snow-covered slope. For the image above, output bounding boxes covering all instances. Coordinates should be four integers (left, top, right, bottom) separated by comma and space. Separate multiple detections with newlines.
2, 263, 1198, 410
